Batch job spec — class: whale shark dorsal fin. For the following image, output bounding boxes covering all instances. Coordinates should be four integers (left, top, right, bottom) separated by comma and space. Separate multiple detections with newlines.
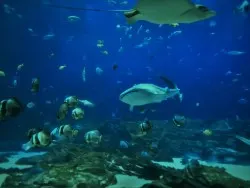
160, 76, 177, 89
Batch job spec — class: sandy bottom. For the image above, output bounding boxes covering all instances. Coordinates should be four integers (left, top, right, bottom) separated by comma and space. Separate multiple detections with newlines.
152, 158, 250, 181
0, 151, 46, 187
0, 151, 46, 170
107, 174, 152, 188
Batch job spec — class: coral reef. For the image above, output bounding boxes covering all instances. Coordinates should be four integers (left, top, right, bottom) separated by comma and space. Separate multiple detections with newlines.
0, 119, 250, 188
0, 144, 249, 188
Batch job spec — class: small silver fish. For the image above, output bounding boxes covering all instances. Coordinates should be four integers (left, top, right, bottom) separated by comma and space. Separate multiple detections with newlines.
226, 51, 246, 55
43, 33, 55, 40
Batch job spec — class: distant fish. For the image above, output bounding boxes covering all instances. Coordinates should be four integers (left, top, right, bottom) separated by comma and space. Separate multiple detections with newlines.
27, 28, 38, 37
140, 151, 151, 158
234, 0, 250, 14
9, 75, 19, 88
43, 32, 55, 40
225, 70, 232, 76
96, 67, 103, 75
3, 4, 15, 14
203, 129, 213, 136
27, 102, 35, 109
212, 147, 247, 157
238, 98, 248, 104
224, 50, 246, 56
168, 30, 182, 39
67, 15, 81, 22
79, 100, 95, 107
17, 64, 24, 71
236, 135, 250, 146
45, 100, 52, 104
31, 78, 40, 93
82, 67, 86, 82
59, 65, 67, 70
120, 140, 129, 148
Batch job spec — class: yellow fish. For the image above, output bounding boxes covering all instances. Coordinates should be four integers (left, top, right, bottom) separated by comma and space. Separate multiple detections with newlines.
203, 129, 212, 136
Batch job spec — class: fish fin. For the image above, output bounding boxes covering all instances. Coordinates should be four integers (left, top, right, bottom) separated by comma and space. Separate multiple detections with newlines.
169, 23, 179, 27
22, 141, 33, 151
124, 9, 140, 24
160, 76, 177, 89
129, 105, 134, 112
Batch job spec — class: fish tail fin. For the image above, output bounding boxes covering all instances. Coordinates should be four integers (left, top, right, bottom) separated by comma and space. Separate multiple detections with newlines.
124, 9, 140, 24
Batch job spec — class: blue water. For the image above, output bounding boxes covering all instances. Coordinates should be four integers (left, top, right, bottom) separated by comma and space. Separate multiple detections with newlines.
0, 0, 250, 145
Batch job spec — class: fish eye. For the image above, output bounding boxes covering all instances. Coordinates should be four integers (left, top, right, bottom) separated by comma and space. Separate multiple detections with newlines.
199, 6, 209, 12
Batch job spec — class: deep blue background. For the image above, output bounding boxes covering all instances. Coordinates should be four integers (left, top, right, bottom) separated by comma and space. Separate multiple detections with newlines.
0, 0, 250, 142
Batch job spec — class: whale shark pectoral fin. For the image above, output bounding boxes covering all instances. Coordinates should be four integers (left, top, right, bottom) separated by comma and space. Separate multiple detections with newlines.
129, 105, 134, 112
